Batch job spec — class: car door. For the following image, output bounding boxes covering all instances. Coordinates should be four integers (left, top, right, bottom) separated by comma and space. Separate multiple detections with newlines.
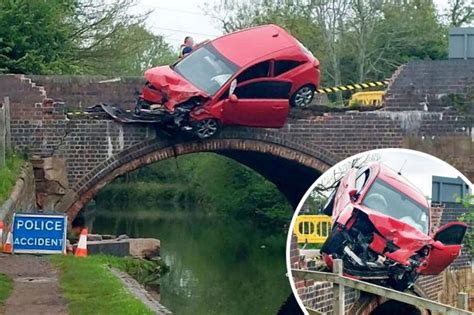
420, 222, 468, 275
221, 79, 291, 128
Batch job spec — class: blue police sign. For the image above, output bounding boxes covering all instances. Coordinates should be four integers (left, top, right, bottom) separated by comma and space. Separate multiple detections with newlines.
12, 213, 67, 254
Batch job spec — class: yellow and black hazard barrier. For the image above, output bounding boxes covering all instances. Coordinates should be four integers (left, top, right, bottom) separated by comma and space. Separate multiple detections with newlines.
316, 79, 390, 94
294, 215, 332, 245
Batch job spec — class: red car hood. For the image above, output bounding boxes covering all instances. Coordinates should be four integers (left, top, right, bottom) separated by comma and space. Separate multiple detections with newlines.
144, 66, 207, 110
358, 205, 432, 264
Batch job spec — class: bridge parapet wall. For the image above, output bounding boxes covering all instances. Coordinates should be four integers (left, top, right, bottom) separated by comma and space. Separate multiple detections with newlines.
384, 60, 474, 112
0, 66, 472, 314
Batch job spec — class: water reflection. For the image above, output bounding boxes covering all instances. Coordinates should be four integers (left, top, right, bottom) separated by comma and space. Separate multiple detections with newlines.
86, 204, 290, 315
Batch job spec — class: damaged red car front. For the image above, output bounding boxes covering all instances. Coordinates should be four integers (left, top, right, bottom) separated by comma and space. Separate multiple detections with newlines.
135, 24, 320, 139
321, 162, 467, 291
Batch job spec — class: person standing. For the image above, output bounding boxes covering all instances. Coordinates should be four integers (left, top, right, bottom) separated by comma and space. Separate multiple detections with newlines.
180, 36, 194, 58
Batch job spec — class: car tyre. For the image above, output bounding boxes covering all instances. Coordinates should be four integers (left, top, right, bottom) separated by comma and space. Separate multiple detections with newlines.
193, 118, 221, 139
291, 85, 315, 107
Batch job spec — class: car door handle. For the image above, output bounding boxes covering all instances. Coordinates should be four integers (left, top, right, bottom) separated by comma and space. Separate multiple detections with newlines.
272, 106, 284, 110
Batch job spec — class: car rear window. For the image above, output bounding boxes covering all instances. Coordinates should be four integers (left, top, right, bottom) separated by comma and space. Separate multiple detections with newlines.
274, 60, 302, 76
237, 61, 271, 83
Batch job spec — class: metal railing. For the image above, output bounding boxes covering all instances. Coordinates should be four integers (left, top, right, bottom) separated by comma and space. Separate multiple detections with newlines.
292, 259, 471, 315
294, 215, 331, 244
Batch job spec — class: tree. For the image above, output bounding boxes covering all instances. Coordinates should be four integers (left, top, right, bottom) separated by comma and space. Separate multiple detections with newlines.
308, 0, 350, 101
0, 0, 176, 75
0, 0, 78, 74
446, 0, 474, 26
205, 0, 448, 92
458, 194, 474, 256
77, 24, 177, 76
69, 0, 174, 74
346, 0, 383, 82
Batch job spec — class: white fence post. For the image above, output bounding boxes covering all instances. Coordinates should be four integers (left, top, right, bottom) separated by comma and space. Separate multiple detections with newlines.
333, 259, 345, 315
457, 292, 468, 310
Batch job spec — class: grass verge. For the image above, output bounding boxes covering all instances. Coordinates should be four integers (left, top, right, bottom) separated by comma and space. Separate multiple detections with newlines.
51, 255, 159, 315
0, 153, 24, 204
0, 273, 13, 310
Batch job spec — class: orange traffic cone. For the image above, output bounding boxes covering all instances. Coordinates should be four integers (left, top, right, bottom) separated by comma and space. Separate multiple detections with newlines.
3, 226, 12, 254
75, 228, 88, 257
0, 221, 3, 251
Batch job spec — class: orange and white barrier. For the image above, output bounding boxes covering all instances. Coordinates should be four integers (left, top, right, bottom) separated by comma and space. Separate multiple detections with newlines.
0, 221, 3, 250
3, 225, 12, 254
74, 228, 88, 257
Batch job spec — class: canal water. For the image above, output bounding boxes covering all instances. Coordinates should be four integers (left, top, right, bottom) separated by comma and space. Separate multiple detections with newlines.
87, 204, 291, 315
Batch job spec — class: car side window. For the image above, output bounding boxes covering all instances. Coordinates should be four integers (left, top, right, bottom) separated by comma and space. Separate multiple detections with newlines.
234, 81, 291, 99
274, 60, 302, 76
355, 168, 370, 192
236, 61, 271, 83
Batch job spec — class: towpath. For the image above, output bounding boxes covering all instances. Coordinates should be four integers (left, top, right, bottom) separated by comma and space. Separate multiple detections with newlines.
0, 254, 68, 315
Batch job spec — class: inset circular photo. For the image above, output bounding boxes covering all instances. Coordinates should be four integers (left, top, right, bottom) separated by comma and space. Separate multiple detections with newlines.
286, 148, 473, 314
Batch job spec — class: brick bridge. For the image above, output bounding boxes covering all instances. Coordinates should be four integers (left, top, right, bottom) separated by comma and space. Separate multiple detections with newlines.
0, 60, 473, 314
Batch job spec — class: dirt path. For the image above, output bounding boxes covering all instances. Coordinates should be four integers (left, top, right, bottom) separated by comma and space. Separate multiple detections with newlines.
0, 254, 68, 315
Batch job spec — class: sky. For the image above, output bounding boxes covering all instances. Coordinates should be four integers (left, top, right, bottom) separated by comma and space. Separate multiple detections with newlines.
131, 0, 451, 48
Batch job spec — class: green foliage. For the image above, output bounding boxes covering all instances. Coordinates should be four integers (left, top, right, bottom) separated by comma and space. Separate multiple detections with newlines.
51, 255, 155, 315
0, 0, 176, 75
457, 194, 474, 254
0, 152, 24, 204
98, 182, 199, 207
0, 0, 78, 74
96, 153, 292, 229
207, 0, 448, 88
180, 154, 291, 227
0, 273, 13, 309
441, 93, 472, 115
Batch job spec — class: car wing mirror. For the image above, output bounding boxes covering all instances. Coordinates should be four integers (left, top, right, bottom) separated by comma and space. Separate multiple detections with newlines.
229, 94, 238, 103
348, 189, 359, 202
229, 79, 237, 97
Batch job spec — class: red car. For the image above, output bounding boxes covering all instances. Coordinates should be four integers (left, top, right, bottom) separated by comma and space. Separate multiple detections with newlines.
134, 24, 320, 138
320, 162, 467, 291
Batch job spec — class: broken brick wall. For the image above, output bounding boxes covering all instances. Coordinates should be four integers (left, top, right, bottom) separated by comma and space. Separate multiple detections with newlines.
384, 60, 474, 112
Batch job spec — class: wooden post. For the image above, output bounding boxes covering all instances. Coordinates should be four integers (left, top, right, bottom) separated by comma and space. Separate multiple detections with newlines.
4, 97, 10, 152
457, 292, 468, 310
0, 101, 5, 168
332, 259, 345, 315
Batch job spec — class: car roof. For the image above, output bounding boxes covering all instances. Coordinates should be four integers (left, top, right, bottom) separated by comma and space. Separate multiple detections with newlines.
211, 24, 298, 67
374, 163, 430, 208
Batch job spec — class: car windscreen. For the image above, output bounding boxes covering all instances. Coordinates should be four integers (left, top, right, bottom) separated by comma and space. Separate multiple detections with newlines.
173, 44, 239, 95
362, 179, 429, 234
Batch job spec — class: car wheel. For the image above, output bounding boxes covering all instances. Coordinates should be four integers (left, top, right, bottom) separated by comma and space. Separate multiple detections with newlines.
193, 119, 221, 139
291, 85, 315, 107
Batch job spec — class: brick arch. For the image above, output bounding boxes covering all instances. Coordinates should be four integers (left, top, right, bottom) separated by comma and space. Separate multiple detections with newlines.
60, 130, 339, 221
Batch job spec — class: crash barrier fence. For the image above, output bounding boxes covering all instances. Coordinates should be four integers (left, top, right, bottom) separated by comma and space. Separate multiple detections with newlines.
349, 91, 385, 107
294, 215, 331, 245
0, 96, 11, 168
292, 259, 471, 315
315, 80, 389, 94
